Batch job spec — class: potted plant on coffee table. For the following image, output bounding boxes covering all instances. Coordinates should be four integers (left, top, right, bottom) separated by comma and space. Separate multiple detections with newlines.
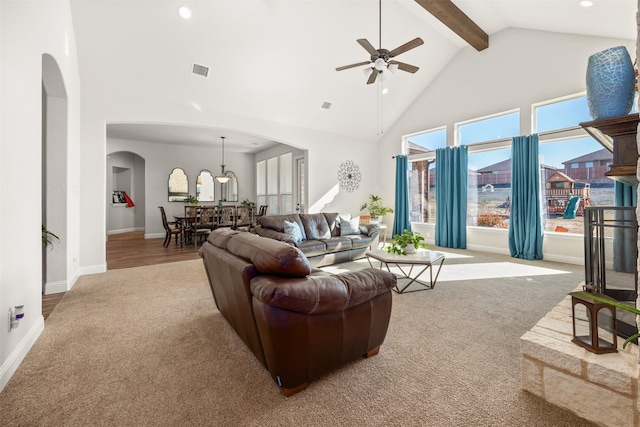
360, 194, 393, 224
386, 229, 428, 255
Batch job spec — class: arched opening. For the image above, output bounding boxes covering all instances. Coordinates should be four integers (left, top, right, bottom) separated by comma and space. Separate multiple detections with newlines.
42, 54, 68, 295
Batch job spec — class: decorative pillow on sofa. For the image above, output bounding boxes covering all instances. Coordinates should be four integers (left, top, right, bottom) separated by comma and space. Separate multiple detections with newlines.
284, 220, 304, 243
339, 216, 361, 236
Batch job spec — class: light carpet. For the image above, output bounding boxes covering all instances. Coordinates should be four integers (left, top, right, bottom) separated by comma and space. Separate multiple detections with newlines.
0, 249, 595, 426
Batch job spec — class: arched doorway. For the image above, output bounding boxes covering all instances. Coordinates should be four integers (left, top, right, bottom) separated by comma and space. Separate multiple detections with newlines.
106, 151, 146, 235
42, 54, 68, 294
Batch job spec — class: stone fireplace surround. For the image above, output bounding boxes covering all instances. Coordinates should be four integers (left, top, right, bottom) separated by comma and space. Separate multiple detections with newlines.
520, 7, 640, 426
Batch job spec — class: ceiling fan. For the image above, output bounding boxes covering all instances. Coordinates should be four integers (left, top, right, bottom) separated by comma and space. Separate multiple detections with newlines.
335, 0, 423, 85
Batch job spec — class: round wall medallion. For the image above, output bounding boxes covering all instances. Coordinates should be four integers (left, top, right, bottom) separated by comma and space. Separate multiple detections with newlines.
337, 160, 361, 193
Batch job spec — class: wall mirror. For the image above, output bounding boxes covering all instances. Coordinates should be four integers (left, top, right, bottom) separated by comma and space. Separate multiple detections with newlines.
222, 172, 238, 202
168, 167, 189, 202
196, 170, 215, 202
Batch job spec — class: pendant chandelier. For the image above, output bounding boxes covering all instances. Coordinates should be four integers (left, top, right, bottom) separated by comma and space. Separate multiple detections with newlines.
215, 136, 231, 183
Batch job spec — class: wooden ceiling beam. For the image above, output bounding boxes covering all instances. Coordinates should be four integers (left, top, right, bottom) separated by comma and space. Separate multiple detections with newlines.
415, 0, 489, 52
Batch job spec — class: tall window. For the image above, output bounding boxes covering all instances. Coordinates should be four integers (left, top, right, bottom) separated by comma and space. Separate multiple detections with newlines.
280, 153, 293, 213
460, 110, 520, 228
407, 127, 444, 223
534, 94, 614, 233
256, 160, 266, 208
256, 152, 295, 215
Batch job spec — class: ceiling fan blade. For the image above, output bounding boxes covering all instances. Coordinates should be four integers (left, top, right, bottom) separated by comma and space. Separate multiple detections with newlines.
336, 61, 371, 72
389, 61, 419, 74
357, 39, 379, 57
388, 37, 424, 58
366, 70, 378, 85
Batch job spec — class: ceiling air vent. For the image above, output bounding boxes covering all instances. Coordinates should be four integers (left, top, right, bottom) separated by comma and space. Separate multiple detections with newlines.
192, 63, 210, 78
321, 101, 332, 110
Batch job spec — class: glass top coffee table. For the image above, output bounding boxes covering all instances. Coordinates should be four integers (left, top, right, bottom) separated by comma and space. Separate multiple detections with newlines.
365, 249, 446, 294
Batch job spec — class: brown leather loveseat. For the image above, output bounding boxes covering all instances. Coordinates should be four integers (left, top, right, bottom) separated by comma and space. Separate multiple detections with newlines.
199, 228, 396, 396
255, 212, 379, 267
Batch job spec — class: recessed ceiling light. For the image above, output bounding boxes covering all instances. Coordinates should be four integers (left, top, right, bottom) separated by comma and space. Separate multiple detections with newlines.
178, 6, 192, 19
580, 1, 593, 7
382, 88, 389, 95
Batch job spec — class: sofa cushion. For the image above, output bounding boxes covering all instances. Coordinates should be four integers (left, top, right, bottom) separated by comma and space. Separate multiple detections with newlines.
321, 237, 353, 253
295, 239, 327, 257
323, 212, 341, 237
345, 234, 375, 249
339, 216, 361, 236
207, 228, 241, 249
258, 214, 307, 241
250, 268, 397, 314
284, 220, 304, 243
225, 231, 311, 277
301, 213, 331, 240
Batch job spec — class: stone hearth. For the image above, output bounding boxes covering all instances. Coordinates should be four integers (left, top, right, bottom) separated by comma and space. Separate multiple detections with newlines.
520, 290, 639, 426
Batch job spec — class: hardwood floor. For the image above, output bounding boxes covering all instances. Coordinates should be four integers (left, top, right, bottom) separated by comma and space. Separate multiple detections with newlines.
43, 231, 201, 319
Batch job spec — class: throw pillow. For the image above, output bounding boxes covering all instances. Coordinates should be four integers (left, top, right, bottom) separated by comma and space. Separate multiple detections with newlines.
284, 220, 304, 243
340, 216, 361, 236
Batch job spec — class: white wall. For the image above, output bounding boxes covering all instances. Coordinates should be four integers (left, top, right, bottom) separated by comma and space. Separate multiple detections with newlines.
377, 28, 634, 265
0, 0, 81, 391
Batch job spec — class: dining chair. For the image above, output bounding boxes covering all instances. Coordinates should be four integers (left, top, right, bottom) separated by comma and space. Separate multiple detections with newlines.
159, 206, 181, 248
192, 206, 214, 247
218, 205, 236, 228
235, 206, 252, 231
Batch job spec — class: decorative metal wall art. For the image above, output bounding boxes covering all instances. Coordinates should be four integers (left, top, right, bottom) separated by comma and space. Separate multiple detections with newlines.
337, 160, 362, 193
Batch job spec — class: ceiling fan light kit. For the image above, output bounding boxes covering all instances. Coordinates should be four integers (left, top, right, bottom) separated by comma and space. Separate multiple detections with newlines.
335, 0, 423, 85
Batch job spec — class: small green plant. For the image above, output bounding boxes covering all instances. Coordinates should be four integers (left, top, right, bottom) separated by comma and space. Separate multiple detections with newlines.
360, 194, 393, 219
570, 290, 640, 349
184, 195, 199, 205
241, 199, 256, 210
386, 229, 427, 255
42, 224, 60, 249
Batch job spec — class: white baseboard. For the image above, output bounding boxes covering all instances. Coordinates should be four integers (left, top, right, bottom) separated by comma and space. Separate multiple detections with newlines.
0, 316, 44, 392
80, 264, 106, 275
44, 280, 68, 295
107, 227, 143, 235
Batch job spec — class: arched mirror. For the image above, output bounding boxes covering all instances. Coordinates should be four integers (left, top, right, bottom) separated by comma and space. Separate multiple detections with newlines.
223, 172, 238, 202
168, 167, 189, 202
196, 170, 215, 202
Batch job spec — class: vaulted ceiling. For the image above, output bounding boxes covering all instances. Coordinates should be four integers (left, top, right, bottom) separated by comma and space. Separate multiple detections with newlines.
71, 0, 637, 152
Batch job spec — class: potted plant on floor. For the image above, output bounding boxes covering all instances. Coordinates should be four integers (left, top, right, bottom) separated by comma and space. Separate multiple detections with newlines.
360, 194, 393, 224
386, 229, 427, 255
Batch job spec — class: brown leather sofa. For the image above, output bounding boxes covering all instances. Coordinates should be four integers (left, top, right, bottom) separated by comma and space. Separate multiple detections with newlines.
199, 228, 396, 396
254, 212, 379, 267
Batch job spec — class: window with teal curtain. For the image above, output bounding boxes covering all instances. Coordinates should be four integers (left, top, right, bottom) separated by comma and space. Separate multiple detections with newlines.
508, 134, 543, 260
435, 146, 468, 248
393, 155, 411, 236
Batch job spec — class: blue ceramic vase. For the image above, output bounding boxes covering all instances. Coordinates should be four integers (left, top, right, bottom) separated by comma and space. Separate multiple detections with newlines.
586, 46, 636, 120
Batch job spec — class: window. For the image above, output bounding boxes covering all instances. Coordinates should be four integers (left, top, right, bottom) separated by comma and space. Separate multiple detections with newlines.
407, 127, 446, 151
459, 111, 519, 228
256, 152, 295, 215
535, 94, 615, 233
458, 111, 519, 145
408, 159, 436, 223
467, 148, 511, 228
407, 127, 445, 224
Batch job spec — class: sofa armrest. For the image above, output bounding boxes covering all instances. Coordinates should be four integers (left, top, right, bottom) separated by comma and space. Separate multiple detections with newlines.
360, 223, 380, 237
250, 268, 396, 315
254, 225, 297, 245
